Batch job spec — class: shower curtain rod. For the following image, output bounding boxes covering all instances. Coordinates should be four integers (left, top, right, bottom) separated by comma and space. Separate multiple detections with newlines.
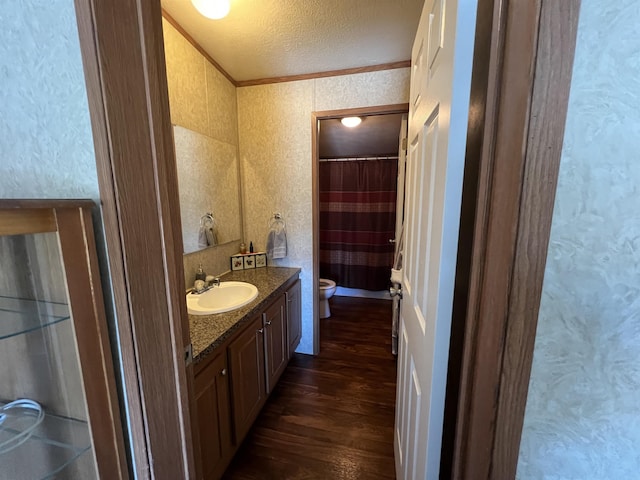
319, 155, 399, 162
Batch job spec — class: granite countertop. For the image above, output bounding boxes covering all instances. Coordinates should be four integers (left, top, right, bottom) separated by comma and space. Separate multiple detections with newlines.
189, 266, 301, 364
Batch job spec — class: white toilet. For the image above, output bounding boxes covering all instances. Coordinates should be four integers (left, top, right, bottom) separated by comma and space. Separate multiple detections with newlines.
319, 278, 337, 319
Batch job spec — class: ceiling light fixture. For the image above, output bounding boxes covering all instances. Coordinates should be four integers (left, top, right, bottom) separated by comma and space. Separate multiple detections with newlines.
341, 117, 362, 128
191, 0, 230, 20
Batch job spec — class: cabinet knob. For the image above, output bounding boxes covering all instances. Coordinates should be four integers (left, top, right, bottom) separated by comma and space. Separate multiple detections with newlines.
257, 328, 264, 334
220, 368, 227, 376
265, 320, 272, 326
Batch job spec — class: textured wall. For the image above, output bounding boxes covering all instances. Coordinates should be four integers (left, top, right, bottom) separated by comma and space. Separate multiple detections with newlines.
0, 1, 98, 198
162, 18, 238, 144
163, 18, 243, 282
237, 68, 410, 353
0, 1, 108, 476
517, 1, 640, 478
173, 126, 242, 252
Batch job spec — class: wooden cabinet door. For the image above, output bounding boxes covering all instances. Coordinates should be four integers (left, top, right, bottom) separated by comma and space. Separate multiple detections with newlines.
263, 294, 288, 393
285, 279, 302, 358
228, 315, 266, 444
194, 353, 232, 480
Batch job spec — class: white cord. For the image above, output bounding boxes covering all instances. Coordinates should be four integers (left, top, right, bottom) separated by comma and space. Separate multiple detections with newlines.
0, 399, 45, 454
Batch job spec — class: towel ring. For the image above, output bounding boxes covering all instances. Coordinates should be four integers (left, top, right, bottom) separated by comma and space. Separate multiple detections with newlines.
200, 212, 215, 229
268, 213, 286, 229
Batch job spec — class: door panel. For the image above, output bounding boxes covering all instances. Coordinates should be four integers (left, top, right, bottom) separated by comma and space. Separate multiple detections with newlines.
428, 0, 445, 70
394, 0, 477, 478
403, 137, 419, 290
395, 323, 409, 465
394, 115, 408, 244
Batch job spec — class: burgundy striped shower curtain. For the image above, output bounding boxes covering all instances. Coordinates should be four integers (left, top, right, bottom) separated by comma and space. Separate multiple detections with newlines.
319, 158, 397, 291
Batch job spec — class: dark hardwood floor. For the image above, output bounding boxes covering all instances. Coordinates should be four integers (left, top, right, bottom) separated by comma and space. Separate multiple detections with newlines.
222, 295, 397, 480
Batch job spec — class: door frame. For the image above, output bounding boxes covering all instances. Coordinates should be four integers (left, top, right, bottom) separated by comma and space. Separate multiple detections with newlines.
451, 0, 581, 477
70, 0, 580, 477
73, 0, 195, 478
311, 103, 409, 354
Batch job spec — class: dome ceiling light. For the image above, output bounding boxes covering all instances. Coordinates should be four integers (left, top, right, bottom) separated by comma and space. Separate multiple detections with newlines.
341, 117, 362, 128
191, 0, 230, 20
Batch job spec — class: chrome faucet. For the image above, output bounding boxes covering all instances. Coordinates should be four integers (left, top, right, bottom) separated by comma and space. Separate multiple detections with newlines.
193, 279, 207, 294
192, 276, 220, 295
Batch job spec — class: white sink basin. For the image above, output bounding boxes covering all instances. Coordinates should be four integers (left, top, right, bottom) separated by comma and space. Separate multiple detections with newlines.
187, 281, 259, 315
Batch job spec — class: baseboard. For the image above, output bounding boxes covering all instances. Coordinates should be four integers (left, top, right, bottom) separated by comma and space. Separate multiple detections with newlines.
334, 287, 391, 300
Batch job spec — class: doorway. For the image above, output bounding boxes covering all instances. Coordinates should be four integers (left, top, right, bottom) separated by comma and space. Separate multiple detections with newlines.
312, 104, 408, 354
73, 0, 580, 475
318, 113, 403, 298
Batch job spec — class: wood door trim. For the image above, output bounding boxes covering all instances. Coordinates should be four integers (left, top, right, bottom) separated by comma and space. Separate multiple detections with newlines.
72, 0, 148, 474
313, 104, 410, 121
491, 1, 581, 475
452, 0, 581, 478
236, 61, 411, 87
74, 0, 195, 478
311, 103, 409, 355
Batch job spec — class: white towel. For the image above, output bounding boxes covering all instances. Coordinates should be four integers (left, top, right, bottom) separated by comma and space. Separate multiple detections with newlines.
266, 223, 287, 259
206, 226, 218, 247
198, 225, 208, 249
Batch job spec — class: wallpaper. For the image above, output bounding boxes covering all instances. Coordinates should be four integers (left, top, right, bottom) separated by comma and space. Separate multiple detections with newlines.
162, 18, 239, 145
0, 1, 104, 476
237, 68, 410, 354
162, 19, 243, 284
0, 1, 98, 199
162, 18, 208, 136
173, 126, 242, 253
517, 0, 640, 477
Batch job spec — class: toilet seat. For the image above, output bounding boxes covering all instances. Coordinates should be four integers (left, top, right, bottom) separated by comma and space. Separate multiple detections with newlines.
320, 278, 336, 289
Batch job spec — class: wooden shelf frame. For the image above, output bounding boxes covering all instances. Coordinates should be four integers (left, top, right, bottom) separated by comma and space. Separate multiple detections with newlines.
0, 200, 128, 479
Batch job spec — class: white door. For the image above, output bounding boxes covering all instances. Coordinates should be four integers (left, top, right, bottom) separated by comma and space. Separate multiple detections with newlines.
394, 0, 477, 478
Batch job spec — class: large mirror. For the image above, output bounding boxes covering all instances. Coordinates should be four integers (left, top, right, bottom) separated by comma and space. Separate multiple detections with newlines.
173, 125, 242, 253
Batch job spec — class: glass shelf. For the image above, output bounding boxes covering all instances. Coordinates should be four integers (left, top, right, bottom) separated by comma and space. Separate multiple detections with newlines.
0, 296, 70, 340
0, 401, 92, 480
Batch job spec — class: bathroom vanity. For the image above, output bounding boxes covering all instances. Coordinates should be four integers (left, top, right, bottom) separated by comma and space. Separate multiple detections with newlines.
189, 267, 301, 480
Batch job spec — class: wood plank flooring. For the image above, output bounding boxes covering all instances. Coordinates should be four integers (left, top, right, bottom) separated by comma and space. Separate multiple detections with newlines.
222, 295, 397, 479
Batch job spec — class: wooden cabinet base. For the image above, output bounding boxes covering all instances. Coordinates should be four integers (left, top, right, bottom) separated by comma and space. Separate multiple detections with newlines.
192, 274, 301, 479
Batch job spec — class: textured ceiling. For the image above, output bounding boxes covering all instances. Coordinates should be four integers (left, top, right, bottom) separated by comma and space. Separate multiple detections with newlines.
319, 114, 404, 159
160, 0, 424, 82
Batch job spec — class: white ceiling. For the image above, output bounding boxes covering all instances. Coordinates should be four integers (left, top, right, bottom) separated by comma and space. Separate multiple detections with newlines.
319, 114, 404, 158
160, 0, 424, 82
